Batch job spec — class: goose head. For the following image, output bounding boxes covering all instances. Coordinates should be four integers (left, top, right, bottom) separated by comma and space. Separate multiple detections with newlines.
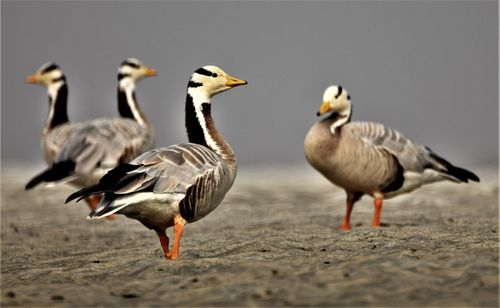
118, 58, 157, 84
317, 85, 351, 116
188, 65, 247, 98
26, 62, 65, 88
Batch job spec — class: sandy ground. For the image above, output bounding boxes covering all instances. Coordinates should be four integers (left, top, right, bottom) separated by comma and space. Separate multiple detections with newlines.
1, 164, 498, 307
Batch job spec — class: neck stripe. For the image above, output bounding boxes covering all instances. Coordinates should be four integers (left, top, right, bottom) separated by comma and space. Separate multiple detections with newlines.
185, 93, 209, 147
47, 83, 69, 129
117, 85, 146, 125
328, 103, 352, 134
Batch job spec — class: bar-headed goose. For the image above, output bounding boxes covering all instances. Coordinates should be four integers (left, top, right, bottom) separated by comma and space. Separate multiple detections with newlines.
304, 85, 479, 230
66, 65, 247, 260
25, 58, 157, 213
25, 63, 74, 166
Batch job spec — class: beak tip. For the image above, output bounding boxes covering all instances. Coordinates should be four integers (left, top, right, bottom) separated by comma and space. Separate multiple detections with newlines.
316, 112, 321, 117
25, 77, 36, 84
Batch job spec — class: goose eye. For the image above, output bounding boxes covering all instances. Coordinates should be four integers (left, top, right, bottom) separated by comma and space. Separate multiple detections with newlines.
212, 73, 218, 78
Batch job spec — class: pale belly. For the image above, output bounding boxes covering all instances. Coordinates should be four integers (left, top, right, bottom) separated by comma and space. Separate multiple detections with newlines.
116, 194, 183, 231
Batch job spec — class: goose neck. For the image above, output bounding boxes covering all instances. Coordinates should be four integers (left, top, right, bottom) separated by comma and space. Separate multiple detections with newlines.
327, 103, 352, 134
44, 82, 69, 134
185, 90, 236, 171
117, 79, 148, 126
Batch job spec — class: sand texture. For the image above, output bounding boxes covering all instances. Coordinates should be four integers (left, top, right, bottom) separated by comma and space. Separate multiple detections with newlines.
1, 165, 498, 307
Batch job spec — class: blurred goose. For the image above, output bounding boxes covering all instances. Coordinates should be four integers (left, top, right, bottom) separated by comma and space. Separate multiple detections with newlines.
66, 66, 247, 260
25, 58, 157, 213
304, 85, 479, 230
25, 63, 74, 167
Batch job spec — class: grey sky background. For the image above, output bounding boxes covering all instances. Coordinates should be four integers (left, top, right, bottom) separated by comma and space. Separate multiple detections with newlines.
2, 1, 498, 169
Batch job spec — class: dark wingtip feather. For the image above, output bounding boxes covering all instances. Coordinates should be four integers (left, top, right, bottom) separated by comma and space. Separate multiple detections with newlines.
66, 164, 139, 203
450, 166, 480, 183
25, 171, 48, 190
426, 147, 480, 183
65, 185, 100, 203
25, 160, 76, 190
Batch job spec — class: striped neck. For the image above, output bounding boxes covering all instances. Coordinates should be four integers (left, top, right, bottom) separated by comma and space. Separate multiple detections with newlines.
327, 104, 352, 134
117, 78, 148, 126
45, 81, 69, 133
185, 89, 236, 169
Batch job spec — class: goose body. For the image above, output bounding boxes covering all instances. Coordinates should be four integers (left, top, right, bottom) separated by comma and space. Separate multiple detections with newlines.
67, 66, 247, 260
26, 59, 157, 212
304, 85, 479, 230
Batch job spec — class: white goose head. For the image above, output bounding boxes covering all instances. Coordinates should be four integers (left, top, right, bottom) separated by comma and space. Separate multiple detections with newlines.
188, 65, 247, 99
26, 62, 69, 130
26, 62, 65, 88
317, 85, 351, 117
317, 85, 352, 134
118, 58, 157, 86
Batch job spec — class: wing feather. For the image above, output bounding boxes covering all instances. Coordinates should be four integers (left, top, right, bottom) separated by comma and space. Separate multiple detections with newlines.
56, 117, 154, 171
107, 143, 228, 197
348, 122, 478, 183
350, 122, 429, 172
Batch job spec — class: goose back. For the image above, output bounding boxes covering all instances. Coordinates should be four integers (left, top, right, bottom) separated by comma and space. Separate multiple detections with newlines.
54, 117, 154, 187
87, 143, 234, 228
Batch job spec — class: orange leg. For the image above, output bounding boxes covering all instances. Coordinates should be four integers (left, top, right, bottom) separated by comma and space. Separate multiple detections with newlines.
84, 195, 115, 220
372, 198, 383, 227
340, 193, 362, 231
84, 195, 100, 211
166, 215, 186, 260
156, 231, 170, 260
340, 199, 354, 231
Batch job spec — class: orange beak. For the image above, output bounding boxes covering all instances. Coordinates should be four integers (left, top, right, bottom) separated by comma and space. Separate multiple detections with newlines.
25, 75, 38, 84
225, 74, 247, 87
317, 101, 332, 116
144, 68, 157, 77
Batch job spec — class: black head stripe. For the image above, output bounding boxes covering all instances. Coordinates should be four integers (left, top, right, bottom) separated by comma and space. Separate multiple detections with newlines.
188, 80, 203, 88
118, 73, 132, 81
41, 64, 59, 75
195, 67, 214, 77
335, 86, 343, 99
121, 60, 140, 69
52, 75, 66, 83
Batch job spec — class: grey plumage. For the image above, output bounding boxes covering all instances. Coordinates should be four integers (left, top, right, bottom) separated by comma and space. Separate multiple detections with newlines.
85, 143, 233, 227
42, 122, 77, 165
54, 118, 154, 187
304, 85, 478, 229
66, 65, 247, 260
25, 59, 156, 190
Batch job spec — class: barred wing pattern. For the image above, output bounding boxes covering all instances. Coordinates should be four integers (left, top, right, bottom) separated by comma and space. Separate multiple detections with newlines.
350, 122, 440, 172
55, 118, 154, 174
94, 143, 234, 223
347, 122, 478, 183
